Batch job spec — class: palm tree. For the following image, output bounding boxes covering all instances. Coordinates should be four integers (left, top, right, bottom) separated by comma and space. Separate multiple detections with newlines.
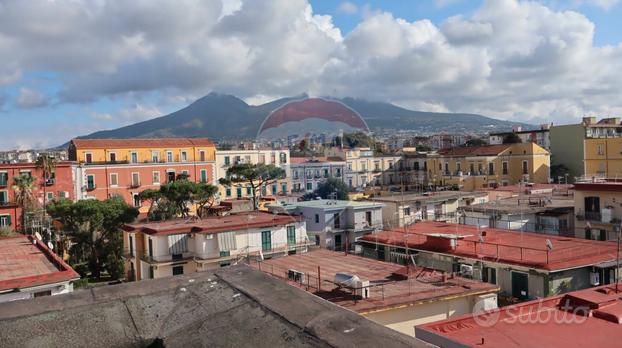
12, 174, 37, 233
36, 154, 58, 212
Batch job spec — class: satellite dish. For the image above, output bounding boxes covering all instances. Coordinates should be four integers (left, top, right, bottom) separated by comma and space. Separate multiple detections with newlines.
47, 242, 54, 250
34, 232, 42, 241
546, 239, 553, 251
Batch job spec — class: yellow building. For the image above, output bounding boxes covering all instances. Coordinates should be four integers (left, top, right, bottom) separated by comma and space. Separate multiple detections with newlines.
425, 143, 550, 191
574, 180, 622, 241
68, 138, 216, 164
584, 137, 622, 178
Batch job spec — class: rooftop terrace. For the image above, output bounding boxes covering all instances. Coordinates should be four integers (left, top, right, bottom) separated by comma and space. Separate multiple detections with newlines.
252, 249, 497, 314
359, 221, 619, 271
0, 235, 79, 292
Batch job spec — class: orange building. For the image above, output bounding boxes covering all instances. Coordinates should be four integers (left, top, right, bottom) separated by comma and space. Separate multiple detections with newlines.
0, 162, 74, 231
69, 138, 216, 214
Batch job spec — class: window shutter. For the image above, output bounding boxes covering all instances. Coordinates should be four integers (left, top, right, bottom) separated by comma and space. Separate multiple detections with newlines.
217, 231, 237, 252
168, 234, 189, 254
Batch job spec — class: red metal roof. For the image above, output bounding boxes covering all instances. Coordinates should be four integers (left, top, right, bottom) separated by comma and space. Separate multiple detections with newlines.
437, 144, 511, 157
252, 249, 498, 313
70, 138, 214, 149
416, 283, 622, 348
359, 221, 618, 271
123, 211, 302, 235
0, 235, 80, 291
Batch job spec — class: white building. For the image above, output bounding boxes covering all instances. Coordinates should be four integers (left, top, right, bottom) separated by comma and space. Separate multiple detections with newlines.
122, 211, 310, 280
290, 157, 346, 192
269, 199, 384, 251
215, 149, 291, 199
0, 235, 79, 303
489, 125, 551, 150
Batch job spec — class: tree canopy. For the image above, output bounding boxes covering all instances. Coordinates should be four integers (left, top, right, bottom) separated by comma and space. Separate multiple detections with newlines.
47, 197, 139, 280
303, 178, 349, 201
219, 163, 286, 209
140, 176, 219, 220
464, 138, 488, 147
502, 133, 522, 144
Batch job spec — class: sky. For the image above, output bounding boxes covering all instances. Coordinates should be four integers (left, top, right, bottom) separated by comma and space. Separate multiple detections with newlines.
1, 0, 622, 150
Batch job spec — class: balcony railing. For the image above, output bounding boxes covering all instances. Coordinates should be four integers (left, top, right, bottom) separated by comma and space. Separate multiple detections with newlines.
0, 201, 17, 208
86, 184, 96, 191
45, 178, 55, 186
130, 182, 141, 188
585, 211, 602, 221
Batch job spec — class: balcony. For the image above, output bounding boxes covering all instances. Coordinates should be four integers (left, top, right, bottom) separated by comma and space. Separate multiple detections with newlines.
130, 182, 141, 189
45, 178, 55, 186
585, 211, 602, 222
0, 201, 17, 208
82, 160, 130, 165
86, 184, 96, 191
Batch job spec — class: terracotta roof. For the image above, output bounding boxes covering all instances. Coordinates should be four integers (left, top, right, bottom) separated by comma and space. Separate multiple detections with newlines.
0, 235, 80, 291
416, 283, 622, 348
359, 221, 618, 271
252, 249, 498, 313
70, 138, 214, 149
437, 144, 511, 157
123, 211, 302, 235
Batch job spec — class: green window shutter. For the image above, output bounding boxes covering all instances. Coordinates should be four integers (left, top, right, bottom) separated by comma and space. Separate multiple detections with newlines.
287, 226, 296, 245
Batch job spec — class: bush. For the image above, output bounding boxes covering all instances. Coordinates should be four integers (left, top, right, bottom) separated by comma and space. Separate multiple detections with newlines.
0, 226, 16, 237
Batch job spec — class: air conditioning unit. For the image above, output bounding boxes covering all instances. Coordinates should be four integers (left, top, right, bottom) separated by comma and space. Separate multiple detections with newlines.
355, 280, 371, 299
590, 272, 600, 286
287, 269, 305, 283
460, 264, 474, 277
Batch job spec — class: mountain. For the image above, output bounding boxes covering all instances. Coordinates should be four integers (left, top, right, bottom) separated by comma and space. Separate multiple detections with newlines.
77, 93, 531, 142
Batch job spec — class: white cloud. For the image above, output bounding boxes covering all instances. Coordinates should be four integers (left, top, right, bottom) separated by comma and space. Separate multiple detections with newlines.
0, 0, 621, 130
338, 1, 358, 15
577, 0, 619, 10
16, 88, 49, 108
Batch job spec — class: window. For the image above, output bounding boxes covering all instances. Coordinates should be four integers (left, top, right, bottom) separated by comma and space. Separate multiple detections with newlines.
181, 170, 189, 178
314, 214, 319, 223
86, 175, 95, 190
181, 151, 188, 162
261, 185, 267, 196
469, 163, 475, 174
167, 171, 176, 183
261, 230, 272, 251
246, 185, 252, 195
281, 182, 287, 193
236, 186, 242, 198
129, 235, 134, 257
152, 171, 160, 184
488, 163, 494, 175
46, 192, 53, 201
109, 153, 116, 162
130, 152, 138, 164
444, 162, 449, 174
279, 152, 287, 164
271, 184, 277, 195
131, 173, 140, 187
224, 156, 230, 165
166, 151, 173, 162
333, 213, 341, 228
20, 170, 31, 178
597, 144, 604, 155
404, 207, 411, 216
502, 161, 509, 175
199, 150, 206, 162
172, 266, 184, 276
456, 162, 461, 172
0, 215, 11, 227
226, 186, 231, 197
133, 193, 141, 208
0, 172, 7, 186
34, 290, 52, 298
287, 226, 296, 246
152, 151, 160, 162
200, 169, 208, 183
0, 191, 8, 204
522, 160, 528, 175
365, 211, 372, 226
110, 173, 118, 187
336, 168, 341, 177
259, 154, 266, 164
85, 153, 92, 163
323, 169, 329, 178
148, 238, 153, 258
270, 153, 276, 164
235, 155, 241, 164
59, 191, 67, 199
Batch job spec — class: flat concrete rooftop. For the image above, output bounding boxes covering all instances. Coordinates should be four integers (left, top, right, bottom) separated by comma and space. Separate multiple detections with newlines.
0, 265, 424, 348
252, 249, 497, 314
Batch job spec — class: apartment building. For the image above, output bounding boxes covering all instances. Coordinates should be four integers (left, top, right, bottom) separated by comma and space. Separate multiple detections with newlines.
324, 147, 402, 188
488, 124, 552, 150
0, 162, 74, 231
550, 117, 622, 180
122, 211, 309, 280
574, 179, 622, 241
290, 157, 346, 192
0, 235, 79, 303
461, 194, 575, 237
425, 143, 550, 191
215, 149, 291, 199
69, 138, 216, 214
270, 199, 384, 250
360, 222, 621, 302
371, 191, 488, 227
